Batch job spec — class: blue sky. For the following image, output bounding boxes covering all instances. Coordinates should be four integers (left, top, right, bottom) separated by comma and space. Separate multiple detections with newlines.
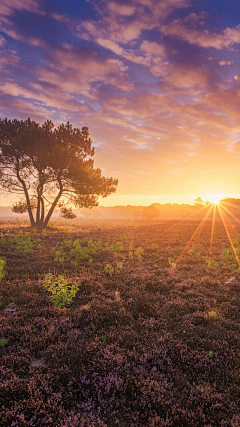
1, 0, 240, 206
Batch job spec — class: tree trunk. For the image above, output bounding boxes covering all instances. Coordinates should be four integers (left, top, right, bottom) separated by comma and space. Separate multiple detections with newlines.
16, 170, 35, 227
43, 189, 63, 227
36, 195, 41, 226
40, 198, 44, 225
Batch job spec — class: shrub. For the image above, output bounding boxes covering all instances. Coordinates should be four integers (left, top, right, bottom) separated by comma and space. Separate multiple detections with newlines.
110, 240, 124, 253
51, 238, 102, 264
104, 264, 114, 275
0, 256, 6, 281
135, 246, 144, 261
43, 273, 80, 308
8, 231, 41, 255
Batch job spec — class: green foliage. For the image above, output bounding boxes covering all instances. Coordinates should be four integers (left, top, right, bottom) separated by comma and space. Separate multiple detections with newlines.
0, 257, 6, 281
150, 243, 159, 250
110, 240, 124, 253
221, 247, 237, 267
51, 238, 102, 264
104, 264, 114, 275
207, 310, 218, 319
0, 337, 6, 347
135, 247, 144, 261
100, 335, 107, 344
188, 243, 204, 258
207, 260, 218, 268
129, 251, 133, 260
7, 231, 41, 255
116, 262, 123, 273
43, 273, 80, 308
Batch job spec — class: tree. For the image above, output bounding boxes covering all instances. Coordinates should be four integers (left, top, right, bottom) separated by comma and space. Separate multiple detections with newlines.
142, 205, 160, 221
193, 197, 204, 206
0, 118, 118, 228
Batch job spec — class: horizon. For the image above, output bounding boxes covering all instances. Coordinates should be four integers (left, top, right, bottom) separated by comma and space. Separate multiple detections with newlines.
1, 196, 240, 210
1, 1, 240, 207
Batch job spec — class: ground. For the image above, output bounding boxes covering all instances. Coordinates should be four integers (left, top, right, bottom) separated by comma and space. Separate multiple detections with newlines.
0, 219, 240, 426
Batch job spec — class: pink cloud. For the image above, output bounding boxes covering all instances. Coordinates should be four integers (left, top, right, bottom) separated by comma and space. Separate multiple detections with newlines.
107, 2, 136, 16
140, 40, 165, 57
162, 13, 240, 49
36, 48, 134, 97
0, 0, 42, 16
166, 63, 210, 89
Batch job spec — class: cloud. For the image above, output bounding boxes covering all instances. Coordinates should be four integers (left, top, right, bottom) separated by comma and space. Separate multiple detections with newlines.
107, 2, 136, 16
219, 60, 233, 66
36, 47, 134, 97
162, 12, 240, 49
140, 40, 165, 57
96, 38, 163, 67
0, 0, 42, 16
133, 0, 195, 18
165, 63, 210, 89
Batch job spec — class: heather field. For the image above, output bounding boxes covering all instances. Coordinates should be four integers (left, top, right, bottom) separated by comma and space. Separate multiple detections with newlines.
0, 220, 240, 427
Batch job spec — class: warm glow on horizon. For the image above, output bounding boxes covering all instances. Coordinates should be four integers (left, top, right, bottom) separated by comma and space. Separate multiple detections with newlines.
206, 194, 226, 205
1, 1, 240, 208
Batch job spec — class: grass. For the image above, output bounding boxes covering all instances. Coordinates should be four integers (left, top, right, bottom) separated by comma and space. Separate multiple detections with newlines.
0, 219, 240, 426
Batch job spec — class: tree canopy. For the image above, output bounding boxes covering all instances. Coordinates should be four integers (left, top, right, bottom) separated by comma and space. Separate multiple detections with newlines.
0, 118, 118, 227
142, 205, 160, 220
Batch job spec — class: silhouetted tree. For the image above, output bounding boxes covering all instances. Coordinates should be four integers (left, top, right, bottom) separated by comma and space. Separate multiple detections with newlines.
193, 197, 204, 206
142, 205, 160, 220
0, 118, 118, 227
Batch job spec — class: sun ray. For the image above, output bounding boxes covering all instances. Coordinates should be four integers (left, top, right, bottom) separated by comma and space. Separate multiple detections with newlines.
163, 203, 211, 235
209, 203, 216, 262
176, 204, 213, 264
220, 200, 240, 212
217, 204, 240, 267
219, 202, 240, 226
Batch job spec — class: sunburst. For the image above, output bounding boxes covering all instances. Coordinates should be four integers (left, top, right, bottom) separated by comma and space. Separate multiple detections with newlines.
165, 195, 240, 269
206, 194, 226, 205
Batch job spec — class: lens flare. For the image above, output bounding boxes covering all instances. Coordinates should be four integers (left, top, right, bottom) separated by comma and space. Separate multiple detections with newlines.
207, 194, 225, 204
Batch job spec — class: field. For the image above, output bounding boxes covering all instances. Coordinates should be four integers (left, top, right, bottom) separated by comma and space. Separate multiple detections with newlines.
0, 219, 240, 426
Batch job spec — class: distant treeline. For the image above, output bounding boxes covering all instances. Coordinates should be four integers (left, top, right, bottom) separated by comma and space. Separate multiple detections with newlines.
1, 198, 239, 221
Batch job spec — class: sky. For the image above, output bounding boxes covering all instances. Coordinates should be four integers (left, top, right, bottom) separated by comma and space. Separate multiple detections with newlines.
0, 0, 240, 206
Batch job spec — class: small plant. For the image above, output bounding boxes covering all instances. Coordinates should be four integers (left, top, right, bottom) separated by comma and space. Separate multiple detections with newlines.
0, 337, 6, 347
135, 247, 144, 261
116, 262, 123, 273
0, 257, 6, 281
208, 260, 218, 268
151, 243, 159, 250
104, 264, 114, 275
7, 231, 41, 255
207, 310, 218, 319
100, 335, 107, 344
43, 273, 80, 308
110, 240, 124, 253
208, 351, 214, 358
221, 247, 236, 267
51, 238, 102, 264
129, 251, 133, 260
188, 243, 204, 258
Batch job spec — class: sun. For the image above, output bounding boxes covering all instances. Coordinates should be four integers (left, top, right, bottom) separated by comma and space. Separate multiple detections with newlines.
207, 194, 225, 205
